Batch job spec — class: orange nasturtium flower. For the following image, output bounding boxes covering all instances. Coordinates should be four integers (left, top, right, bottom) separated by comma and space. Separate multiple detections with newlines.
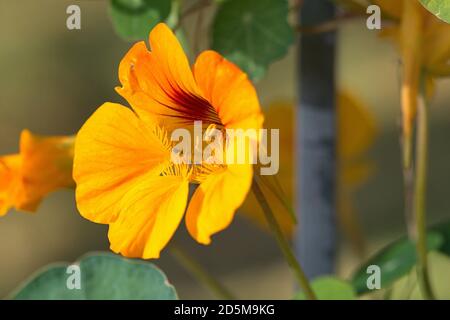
0, 130, 74, 216
73, 23, 264, 259
373, 0, 450, 141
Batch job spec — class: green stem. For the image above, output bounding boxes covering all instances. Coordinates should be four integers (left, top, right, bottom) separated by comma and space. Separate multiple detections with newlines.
251, 178, 317, 300
403, 148, 415, 238
413, 86, 435, 300
169, 245, 235, 300
175, 0, 212, 30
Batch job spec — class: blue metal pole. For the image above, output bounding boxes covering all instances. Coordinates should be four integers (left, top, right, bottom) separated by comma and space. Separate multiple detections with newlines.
295, 0, 337, 279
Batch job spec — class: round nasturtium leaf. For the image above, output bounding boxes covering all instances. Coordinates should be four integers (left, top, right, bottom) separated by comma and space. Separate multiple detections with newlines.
294, 276, 356, 300
351, 232, 443, 294
109, 0, 172, 41
420, 0, 450, 24
11, 253, 178, 300
212, 0, 294, 81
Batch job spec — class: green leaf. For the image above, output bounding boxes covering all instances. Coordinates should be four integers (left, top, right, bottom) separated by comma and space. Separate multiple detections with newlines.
431, 220, 450, 256
351, 232, 443, 294
389, 251, 450, 299
11, 252, 178, 300
212, 0, 294, 81
109, 0, 172, 41
420, 0, 450, 24
294, 276, 356, 300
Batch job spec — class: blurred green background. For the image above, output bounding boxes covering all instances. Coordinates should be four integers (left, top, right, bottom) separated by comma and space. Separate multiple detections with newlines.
1, 0, 449, 299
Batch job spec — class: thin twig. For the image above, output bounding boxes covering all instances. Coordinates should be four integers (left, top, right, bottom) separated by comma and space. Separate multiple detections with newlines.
253, 173, 297, 224
169, 244, 235, 300
193, 2, 205, 56
296, 13, 360, 34
252, 178, 316, 300
175, 0, 212, 31
332, 0, 368, 15
413, 80, 435, 300
403, 163, 416, 238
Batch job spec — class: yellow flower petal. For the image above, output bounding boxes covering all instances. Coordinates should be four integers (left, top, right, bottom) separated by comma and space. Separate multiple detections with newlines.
194, 50, 264, 131
1, 131, 75, 215
148, 23, 200, 95
116, 41, 161, 126
0, 155, 21, 216
340, 161, 375, 188
108, 174, 189, 259
116, 24, 216, 129
337, 90, 377, 161
17, 130, 75, 211
73, 102, 171, 224
186, 163, 253, 245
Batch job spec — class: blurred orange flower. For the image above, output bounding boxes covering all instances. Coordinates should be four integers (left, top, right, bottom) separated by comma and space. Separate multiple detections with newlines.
73, 23, 263, 259
374, 0, 450, 142
241, 91, 377, 255
0, 130, 74, 216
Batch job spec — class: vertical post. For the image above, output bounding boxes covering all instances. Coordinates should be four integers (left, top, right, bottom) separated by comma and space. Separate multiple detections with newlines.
295, 0, 337, 279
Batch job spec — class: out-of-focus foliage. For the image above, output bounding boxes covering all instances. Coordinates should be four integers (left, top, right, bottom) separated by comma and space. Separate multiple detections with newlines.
11, 253, 178, 300
420, 0, 450, 24
389, 251, 450, 299
212, 0, 294, 81
351, 231, 444, 294
295, 276, 356, 300
109, 0, 172, 41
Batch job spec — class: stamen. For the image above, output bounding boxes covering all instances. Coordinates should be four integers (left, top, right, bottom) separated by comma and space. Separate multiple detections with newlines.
152, 124, 172, 152
161, 163, 192, 179
190, 164, 226, 184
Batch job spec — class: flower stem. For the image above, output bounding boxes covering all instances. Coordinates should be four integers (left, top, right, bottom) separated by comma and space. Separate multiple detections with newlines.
175, 0, 212, 30
252, 178, 317, 300
169, 245, 236, 300
413, 87, 435, 300
403, 141, 416, 238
